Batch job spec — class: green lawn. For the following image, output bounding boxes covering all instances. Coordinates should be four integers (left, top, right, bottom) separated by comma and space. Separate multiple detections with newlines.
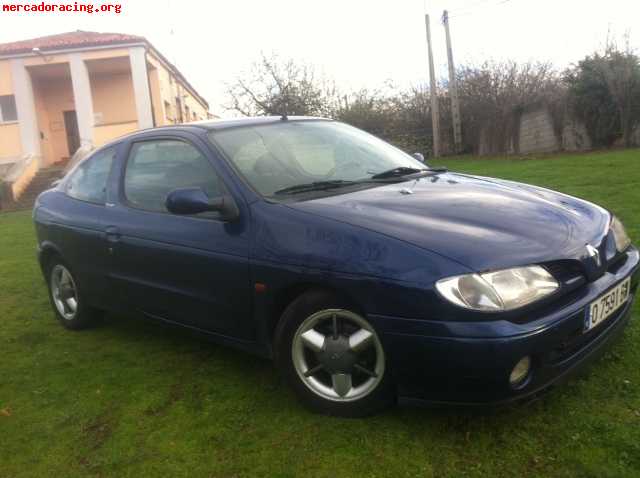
1, 149, 640, 478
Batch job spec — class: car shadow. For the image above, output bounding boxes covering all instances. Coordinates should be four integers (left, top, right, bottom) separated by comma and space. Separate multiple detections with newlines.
94, 311, 571, 424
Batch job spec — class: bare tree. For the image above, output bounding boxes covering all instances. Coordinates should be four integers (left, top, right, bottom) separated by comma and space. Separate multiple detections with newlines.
226, 53, 339, 117
456, 61, 564, 154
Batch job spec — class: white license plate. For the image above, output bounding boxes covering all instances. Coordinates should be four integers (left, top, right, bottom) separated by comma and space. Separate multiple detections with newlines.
585, 277, 631, 332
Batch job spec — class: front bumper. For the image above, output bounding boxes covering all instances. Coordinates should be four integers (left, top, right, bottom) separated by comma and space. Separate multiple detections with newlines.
372, 247, 640, 404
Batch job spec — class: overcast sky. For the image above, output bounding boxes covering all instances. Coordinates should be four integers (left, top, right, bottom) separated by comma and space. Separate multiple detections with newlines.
1, 0, 638, 116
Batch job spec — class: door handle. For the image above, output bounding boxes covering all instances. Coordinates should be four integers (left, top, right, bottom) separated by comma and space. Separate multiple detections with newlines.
104, 226, 121, 243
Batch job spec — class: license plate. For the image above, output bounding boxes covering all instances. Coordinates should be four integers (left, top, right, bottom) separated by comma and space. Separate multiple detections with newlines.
585, 277, 631, 332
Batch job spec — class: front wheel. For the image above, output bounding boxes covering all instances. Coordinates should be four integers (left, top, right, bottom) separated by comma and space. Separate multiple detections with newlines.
275, 290, 394, 417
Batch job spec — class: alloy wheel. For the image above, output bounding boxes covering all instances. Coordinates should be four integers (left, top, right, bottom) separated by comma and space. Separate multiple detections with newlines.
51, 264, 78, 320
291, 309, 385, 402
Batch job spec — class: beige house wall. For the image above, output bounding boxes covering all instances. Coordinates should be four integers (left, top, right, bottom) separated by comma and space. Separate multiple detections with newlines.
147, 53, 208, 125
32, 76, 75, 165
148, 66, 165, 126
91, 71, 137, 125
1, 44, 210, 168
0, 123, 21, 158
0, 60, 13, 95
95, 121, 138, 146
0, 60, 23, 159
183, 91, 207, 122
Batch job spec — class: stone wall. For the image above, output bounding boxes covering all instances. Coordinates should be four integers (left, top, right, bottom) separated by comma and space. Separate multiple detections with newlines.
518, 108, 559, 154
477, 106, 593, 155
562, 117, 592, 151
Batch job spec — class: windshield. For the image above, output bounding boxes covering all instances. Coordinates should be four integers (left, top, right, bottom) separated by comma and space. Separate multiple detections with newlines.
208, 120, 426, 197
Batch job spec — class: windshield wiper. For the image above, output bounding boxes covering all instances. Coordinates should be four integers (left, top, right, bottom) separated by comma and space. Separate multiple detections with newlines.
370, 166, 448, 179
370, 166, 429, 179
273, 180, 357, 196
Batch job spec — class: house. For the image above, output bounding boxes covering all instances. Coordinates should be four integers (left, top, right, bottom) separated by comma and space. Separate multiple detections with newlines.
0, 31, 210, 208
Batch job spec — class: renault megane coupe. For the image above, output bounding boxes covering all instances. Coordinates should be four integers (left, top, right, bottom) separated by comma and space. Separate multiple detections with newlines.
33, 117, 638, 416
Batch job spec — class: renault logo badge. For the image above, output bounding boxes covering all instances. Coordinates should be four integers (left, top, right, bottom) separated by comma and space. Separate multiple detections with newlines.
586, 244, 601, 267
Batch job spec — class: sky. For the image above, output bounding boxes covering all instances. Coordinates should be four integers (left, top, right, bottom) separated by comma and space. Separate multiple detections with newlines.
1, 0, 638, 116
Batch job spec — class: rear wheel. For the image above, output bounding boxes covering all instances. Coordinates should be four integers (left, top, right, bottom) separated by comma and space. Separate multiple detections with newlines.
46, 257, 101, 330
275, 290, 394, 416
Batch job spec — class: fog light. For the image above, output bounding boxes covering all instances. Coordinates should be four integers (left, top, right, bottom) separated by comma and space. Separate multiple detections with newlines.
509, 356, 531, 387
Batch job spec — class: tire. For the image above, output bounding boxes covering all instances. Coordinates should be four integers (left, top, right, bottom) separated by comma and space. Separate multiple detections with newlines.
274, 289, 395, 417
45, 256, 101, 330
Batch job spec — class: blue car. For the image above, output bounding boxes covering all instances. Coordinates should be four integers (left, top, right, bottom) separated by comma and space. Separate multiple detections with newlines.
33, 117, 638, 416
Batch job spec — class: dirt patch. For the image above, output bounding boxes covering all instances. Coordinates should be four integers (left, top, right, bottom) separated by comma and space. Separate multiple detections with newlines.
81, 411, 114, 451
144, 382, 185, 417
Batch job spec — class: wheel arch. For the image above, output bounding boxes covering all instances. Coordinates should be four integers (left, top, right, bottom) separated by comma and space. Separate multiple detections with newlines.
38, 241, 64, 274
268, 282, 364, 341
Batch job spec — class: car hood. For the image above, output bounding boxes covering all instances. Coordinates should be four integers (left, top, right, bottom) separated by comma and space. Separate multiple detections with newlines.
286, 172, 611, 271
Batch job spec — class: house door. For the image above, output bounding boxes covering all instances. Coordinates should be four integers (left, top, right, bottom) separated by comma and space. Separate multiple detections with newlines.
63, 111, 80, 157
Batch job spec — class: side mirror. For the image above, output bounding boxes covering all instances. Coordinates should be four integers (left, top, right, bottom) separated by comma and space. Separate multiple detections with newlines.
412, 152, 426, 163
165, 187, 239, 221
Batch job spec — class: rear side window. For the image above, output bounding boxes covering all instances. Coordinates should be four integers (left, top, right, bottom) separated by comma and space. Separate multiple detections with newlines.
124, 139, 222, 213
65, 147, 116, 204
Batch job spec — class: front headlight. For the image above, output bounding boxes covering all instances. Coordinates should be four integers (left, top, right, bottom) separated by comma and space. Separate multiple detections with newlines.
611, 216, 631, 252
436, 265, 559, 312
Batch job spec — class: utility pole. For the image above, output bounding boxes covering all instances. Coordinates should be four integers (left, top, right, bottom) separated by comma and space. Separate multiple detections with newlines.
442, 10, 462, 153
424, 14, 440, 157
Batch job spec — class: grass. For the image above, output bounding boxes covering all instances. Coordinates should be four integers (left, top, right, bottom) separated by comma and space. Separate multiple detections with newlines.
1, 148, 640, 477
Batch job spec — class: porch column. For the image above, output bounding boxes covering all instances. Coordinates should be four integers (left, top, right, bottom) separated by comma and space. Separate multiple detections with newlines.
9, 59, 41, 162
129, 47, 153, 129
69, 53, 95, 149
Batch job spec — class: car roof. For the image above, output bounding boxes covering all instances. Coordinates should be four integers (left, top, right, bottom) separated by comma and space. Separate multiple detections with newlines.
192, 115, 331, 130
101, 116, 332, 149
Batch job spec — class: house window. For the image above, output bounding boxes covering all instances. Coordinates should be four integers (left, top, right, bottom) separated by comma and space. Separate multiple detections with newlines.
0, 95, 18, 123
164, 100, 173, 122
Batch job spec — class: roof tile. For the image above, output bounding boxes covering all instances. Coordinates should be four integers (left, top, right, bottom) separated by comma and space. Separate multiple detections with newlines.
0, 30, 144, 55
0, 31, 208, 110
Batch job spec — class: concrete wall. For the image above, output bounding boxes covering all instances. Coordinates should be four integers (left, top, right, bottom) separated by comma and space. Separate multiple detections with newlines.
562, 117, 592, 151
10, 155, 38, 199
518, 108, 559, 154
477, 106, 593, 156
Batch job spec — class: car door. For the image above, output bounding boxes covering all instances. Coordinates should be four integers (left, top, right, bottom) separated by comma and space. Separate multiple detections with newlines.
39, 146, 118, 309
102, 132, 253, 340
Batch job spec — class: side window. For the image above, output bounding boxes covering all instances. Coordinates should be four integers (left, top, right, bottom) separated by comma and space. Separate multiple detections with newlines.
66, 147, 116, 204
124, 139, 222, 213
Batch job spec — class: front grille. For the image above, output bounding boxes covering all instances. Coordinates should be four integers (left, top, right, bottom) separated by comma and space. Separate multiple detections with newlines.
544, 260, 586, 285
607, 252, 628, 274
